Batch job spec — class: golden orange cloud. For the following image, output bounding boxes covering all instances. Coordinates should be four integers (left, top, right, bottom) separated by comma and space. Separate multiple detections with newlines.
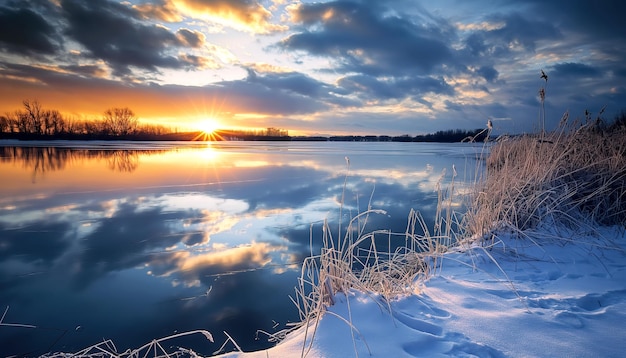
179, 53, 221, 69
173, 0, 287, 34
149, 241, 286, 283
244, 62, 293, 73
175, 28, 207, 48
134, 1, 184, 22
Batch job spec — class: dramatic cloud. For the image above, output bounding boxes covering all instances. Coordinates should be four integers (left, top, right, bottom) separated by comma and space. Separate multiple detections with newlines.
336, 74, 454, 101
518, 0, 626, 41
478, 12, 562, 53
217, 69, 343, 113
59, 64, 109, 78
134, 0, 184, 22
0, 0, 625, 135
61, 0, 192, 76
244, 67, 334, 98
173, 0, 287, 33
0, 5, 61, 56
283, 1, 452, 76
176, 28, 206, 48
474, 66, 499, 83
550, 62, 602, 79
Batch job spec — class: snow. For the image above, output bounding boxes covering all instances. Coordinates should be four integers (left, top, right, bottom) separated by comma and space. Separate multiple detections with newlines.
219, 224, 626, 357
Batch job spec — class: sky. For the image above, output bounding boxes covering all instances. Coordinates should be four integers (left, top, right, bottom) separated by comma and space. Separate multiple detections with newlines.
0, 0, 625, 136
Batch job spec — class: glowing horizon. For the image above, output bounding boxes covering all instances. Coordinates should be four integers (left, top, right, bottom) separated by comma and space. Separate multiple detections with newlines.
1, 0, 625, 136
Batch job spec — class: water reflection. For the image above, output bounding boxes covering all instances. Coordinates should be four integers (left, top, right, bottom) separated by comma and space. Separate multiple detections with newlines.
0, 141, 482, 355
0, 146, 163, 183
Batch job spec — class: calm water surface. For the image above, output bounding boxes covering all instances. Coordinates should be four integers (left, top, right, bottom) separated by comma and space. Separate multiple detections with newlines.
0, 140, 483, 356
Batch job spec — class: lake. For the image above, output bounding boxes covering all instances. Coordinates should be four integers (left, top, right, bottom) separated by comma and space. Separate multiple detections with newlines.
0, 140, 484, 356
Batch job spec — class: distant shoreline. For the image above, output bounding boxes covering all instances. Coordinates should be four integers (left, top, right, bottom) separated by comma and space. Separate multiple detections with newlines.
0, 128, 489, 143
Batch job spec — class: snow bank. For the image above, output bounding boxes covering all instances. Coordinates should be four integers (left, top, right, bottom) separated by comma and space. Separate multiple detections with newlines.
224, 225, 626, 357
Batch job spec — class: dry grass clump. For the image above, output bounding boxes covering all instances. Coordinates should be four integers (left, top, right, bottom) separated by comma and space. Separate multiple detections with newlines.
40, 330, 213, 358
287, 211, 448, 357
465, 119, 626, 238
286, 177, 457, 357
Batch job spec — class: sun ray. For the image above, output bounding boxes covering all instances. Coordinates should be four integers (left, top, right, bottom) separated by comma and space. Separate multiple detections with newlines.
199, 118, 219, 135
192, 117, 225, 141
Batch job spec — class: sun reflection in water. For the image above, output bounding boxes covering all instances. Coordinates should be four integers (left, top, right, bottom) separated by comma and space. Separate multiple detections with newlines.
198, 143, 219, 161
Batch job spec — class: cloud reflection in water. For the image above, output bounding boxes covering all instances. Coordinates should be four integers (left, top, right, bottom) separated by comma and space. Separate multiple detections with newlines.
0, 141, 482, 355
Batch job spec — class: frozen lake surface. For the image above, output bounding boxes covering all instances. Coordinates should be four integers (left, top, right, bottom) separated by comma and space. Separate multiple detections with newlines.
0, 140, 483, 355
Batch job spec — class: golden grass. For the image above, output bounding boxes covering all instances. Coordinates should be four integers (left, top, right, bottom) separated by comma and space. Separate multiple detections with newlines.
464, 120, 626, 239
41, 330, 213, 358
285, 164, 461, 357
287, 208, 451, 357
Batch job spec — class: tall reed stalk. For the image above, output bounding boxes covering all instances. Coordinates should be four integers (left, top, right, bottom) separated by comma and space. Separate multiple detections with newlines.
464, 116, 626, 239
287, 159, 462, 357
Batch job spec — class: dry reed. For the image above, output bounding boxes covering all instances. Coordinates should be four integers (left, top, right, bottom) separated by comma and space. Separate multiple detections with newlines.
464, 118, 626, 240
284, 162, 460, 357
41, 330, 213, 358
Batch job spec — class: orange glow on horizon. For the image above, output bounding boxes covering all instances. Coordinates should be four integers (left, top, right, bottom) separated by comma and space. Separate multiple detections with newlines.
190, 117, 226, 141
0, 76, 309, 137
196, 118, 220, 135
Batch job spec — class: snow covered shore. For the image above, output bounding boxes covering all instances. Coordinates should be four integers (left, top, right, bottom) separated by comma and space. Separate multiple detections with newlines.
223, 225, 626, 357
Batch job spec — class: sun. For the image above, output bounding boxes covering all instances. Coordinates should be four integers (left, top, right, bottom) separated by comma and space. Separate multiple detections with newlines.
193, 118, 224, 141
194, 117, 223, 141
198, 118, 220, 135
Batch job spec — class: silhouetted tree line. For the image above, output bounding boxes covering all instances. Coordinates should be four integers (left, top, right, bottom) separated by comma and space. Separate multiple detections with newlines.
0, 100, 296, 141
0, 100, 173, 140
323, 128, 489, 142
16, 99, 618, 143
216, 128, 290, 141
214, 129, 487, 142
217, 129, 490, 142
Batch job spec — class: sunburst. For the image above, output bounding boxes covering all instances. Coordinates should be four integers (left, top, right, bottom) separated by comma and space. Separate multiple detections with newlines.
193, 118, 224, 141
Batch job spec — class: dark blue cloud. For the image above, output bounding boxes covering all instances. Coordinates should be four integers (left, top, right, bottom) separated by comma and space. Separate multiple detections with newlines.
615, 68, 626, 78
475, 66, 499, 83
337, 74, 454, 101
550, 62, 602, 79
515, 0, 626, 40
59, 64, 107, 78
61, 0, 184, 76
281, 1, 452, 76
244, 68, 330, 97
212, 73, 332, 115
485, 12, 562, 52
276, 0, 470, 115
0, 5, 61, 56
0, 0, 210, 78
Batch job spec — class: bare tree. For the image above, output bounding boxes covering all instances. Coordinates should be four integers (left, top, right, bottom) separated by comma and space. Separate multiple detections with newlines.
23, 99, 44, 135
1, 102, 154, 138
83, 119, 103, 135
103, 107, 138, 136
64, 116, 83, 135
15, 109, 30, 133
0, 115, 9, 133
45, 109, 64, 135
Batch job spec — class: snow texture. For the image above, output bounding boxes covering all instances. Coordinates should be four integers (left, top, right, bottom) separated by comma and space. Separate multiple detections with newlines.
222, 225, 626, 357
